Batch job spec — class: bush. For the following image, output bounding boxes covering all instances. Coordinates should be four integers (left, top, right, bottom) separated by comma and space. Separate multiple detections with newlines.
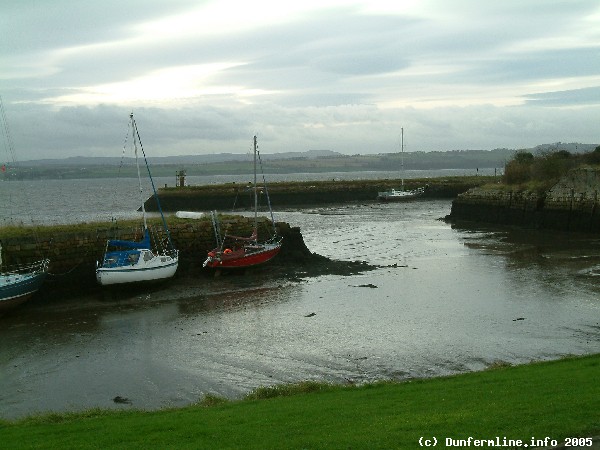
583, 146, 600, 165
530, 150, 574, 182
513, 151, 534, 164
503, 149, 582, 187
503, 160, 531, 184
503, 151, 534, 184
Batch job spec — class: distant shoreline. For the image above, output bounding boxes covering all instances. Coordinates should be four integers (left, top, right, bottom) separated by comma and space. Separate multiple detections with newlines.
2, 149, 512, 180
5, 142, 599, 180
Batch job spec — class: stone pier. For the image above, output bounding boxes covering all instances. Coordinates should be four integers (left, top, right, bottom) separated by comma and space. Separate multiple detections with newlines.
447, 168, 600, 232
0, 216, 316, 301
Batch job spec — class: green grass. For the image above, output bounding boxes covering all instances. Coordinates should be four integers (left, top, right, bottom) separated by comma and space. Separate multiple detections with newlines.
1, 354, 598, 449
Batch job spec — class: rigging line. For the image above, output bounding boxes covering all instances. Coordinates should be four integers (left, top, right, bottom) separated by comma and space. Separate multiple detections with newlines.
132, 117, 147, 231
150, 224, 166, 254
257, 148, 277, 236
109, 118, 133, 229
47, 262, 83, 276
210, 210, 222, 249
0, 96, 50, 262
0, 95, 17, 164
1, 96, 18, 220
253, 135, 258, 233
230, 190, 239, 212
130, 114, 175, 251
119, 119, 131, 173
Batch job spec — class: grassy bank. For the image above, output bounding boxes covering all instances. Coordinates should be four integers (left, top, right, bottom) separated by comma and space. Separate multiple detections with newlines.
1, 354, 598, 449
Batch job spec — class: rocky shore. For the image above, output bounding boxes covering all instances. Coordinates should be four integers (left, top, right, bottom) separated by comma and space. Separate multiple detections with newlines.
447, 168, 600, 233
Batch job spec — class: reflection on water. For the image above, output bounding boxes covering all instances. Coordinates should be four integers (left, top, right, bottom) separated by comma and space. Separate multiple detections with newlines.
1, 200, 600, 419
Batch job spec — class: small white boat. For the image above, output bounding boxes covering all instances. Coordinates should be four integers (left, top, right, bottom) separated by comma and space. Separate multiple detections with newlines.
377, 127, 425, 202
96, 231, 178, 285
377, 187, 425, 201
96, 113, 178, 286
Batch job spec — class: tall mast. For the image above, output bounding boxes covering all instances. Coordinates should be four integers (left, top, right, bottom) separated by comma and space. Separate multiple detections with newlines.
132, 114, 147, 230
253, 135, 258, 235
401, 127, 404, 191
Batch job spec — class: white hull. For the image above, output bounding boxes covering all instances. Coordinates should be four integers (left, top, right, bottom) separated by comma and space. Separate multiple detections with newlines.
175, 211, 205, 219
96, 113, 179, 287
377, 128, 425, 202
377, 188, 424, 201
96, 253, 178, 286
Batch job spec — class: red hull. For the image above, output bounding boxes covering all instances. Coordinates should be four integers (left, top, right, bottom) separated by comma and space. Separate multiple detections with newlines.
204, 244, 281, 269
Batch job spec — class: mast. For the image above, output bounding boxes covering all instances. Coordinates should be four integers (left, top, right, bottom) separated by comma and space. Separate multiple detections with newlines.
401, 127, 404, 191
133, 113, 175, 250
132, 113, 147, 231
253, 135, 258, 236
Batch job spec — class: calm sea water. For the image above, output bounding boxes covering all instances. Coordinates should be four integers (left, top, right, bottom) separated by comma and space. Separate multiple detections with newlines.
0, 169, 493, 225
1, 171, 599, 419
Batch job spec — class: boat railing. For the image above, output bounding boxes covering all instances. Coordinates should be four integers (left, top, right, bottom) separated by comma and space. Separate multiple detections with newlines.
1, 258, 49, 276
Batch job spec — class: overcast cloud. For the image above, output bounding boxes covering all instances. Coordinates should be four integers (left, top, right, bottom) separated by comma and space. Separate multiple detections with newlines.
1, 0, 599, 160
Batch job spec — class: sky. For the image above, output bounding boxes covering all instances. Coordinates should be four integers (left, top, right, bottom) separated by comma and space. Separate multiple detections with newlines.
1, 0, 600, 161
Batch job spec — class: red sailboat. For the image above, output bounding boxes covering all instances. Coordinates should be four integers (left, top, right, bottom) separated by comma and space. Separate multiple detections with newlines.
203, 135, 282, 269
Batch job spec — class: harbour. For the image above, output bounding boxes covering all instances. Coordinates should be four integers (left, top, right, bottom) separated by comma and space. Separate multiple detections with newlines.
1, 182, 599, 419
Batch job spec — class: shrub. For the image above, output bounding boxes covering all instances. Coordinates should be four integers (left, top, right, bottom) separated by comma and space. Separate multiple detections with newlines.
503, 149, 583, 187
583, 146, 600, 165
530, 150, 574, 182
513, 151, 534, 164
503, 151, 534, 184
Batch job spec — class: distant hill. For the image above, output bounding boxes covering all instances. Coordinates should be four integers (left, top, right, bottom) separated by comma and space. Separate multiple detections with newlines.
4, 144, 598, 180
24, 150, 342, 166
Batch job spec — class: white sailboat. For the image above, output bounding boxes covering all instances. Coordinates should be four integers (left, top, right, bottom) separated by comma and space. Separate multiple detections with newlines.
377, 127, 425, 201
96, 113, 178, 286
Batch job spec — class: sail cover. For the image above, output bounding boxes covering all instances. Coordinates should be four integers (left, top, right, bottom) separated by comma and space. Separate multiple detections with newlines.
107, 229, 151, 249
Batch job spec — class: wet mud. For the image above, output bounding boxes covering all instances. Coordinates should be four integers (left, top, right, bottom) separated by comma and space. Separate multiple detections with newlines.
2, 200, 599, 419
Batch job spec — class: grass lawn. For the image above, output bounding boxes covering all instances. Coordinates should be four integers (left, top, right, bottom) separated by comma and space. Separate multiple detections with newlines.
1, 354, 599, 449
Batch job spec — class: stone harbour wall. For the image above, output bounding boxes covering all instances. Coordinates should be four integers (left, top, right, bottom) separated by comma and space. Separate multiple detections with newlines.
1, 216, 312, 299
545, 167, 600, 211
448, 168, 600, 232
144, 177, 493, 212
